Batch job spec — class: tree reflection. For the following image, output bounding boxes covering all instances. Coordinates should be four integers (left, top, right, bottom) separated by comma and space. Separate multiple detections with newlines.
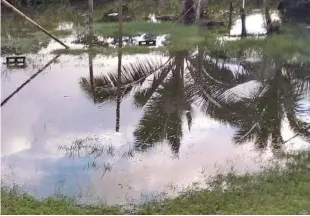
133, 51, 193, 156
209, 58, 310, 150
78, 45, 310, 156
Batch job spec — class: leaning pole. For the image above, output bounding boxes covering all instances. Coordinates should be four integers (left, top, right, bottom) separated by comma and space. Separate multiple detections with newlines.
1, 0, 69, 49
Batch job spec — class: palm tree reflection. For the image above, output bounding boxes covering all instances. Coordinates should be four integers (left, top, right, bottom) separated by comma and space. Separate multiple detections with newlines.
213, 58, 310, 150
79, 47, 310, 156
133, 51, 194, 156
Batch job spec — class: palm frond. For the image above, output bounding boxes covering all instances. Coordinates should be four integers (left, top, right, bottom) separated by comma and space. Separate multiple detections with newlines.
186, 111, 192, 131
113, 57, 173, 87
217, 80, 263, 104
233, 126, 257, 145
133, 62, 174, 107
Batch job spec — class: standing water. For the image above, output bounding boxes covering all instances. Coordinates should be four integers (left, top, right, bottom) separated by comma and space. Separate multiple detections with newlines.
1, 14, 310, 206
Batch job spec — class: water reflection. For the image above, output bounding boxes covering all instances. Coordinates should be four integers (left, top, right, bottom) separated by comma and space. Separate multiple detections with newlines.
79, 47, 310, 157
213, 59, 310, 149
1, 54, 61, 106
1, 16, 310, 205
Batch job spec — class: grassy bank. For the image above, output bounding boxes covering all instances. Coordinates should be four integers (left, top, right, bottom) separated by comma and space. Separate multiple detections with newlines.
1, 186, 124, 215
1, 6, 80, 55
1, 0, 232, 55
2, 151, 310, 215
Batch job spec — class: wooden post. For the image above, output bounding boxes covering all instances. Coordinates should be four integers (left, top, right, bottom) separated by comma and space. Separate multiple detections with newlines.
180, 0, 195, 24
196, 0, 202, 23
264, 0, 272, 33
87, 0, 94, 48
197, 0, 208, 21
181, 0, 186, 24
117, 0, 123, 49
240, 7, 246, 37
88, 0, 95, 103
88, 0, 94, 33
116, 0, 123, 132
228, 2, 233, 36
1, 0, 69, 49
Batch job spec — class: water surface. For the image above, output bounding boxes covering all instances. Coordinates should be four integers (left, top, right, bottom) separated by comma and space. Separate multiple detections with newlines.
1, 14, 310, 205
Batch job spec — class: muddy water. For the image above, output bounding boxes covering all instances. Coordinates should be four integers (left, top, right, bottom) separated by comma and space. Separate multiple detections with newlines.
1, 20, 310, 205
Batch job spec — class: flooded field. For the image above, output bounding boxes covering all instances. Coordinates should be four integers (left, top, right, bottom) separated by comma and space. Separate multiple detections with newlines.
1, 8, 310, 206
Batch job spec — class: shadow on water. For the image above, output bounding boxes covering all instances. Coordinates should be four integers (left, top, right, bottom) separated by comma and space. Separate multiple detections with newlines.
1, 9, 310, 205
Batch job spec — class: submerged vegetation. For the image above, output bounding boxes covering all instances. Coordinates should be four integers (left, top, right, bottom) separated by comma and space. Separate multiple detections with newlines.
2, 151, 310, 214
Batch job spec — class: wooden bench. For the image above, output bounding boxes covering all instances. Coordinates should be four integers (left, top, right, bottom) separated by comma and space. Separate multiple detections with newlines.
6, 56, 26, 65
138, 40, 156, 46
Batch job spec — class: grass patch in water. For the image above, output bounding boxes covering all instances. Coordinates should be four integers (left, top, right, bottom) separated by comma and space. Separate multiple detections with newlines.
52, 45, 168, 56
2, 151, 310, 214
1, 30, 72, 55
209, 32, 310, 61
94, 21, 201, 37
1, 6, 80, 55
1, 33, 50, 55
94, 21, 226, 50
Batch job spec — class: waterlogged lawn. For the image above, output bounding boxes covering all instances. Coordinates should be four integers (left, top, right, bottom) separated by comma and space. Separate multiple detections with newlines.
140, 156, 310, 214
1, 187, 124, 215
2, 151, 310, 215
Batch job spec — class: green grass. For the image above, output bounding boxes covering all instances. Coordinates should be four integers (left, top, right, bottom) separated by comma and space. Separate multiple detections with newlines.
1, 186, 124, 215
92, 0, 181, 21
93, 21, 227, 51
2, 151, 310, 215
91, 0, 269, 22
1, 5, 84, 55
94, 21, 204, 37
52, 46, 167, 56
1, 33, 50, 55
203, 30, 310, 61
139, 152, 310, 214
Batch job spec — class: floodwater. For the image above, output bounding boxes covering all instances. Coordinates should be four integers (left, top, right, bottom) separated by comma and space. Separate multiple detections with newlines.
1, 13, 310, 205
230, 11, 281, 36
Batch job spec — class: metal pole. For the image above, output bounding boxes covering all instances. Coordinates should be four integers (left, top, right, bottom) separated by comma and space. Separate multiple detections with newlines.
1, 0, 69, 49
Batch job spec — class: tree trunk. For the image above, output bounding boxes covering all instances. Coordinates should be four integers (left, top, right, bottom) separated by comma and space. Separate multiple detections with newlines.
195, 0, 201, 23
195, 0, 208, 23
180, 0, 195, 24
240, 7, 246, 37
264, 0, 272, 33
